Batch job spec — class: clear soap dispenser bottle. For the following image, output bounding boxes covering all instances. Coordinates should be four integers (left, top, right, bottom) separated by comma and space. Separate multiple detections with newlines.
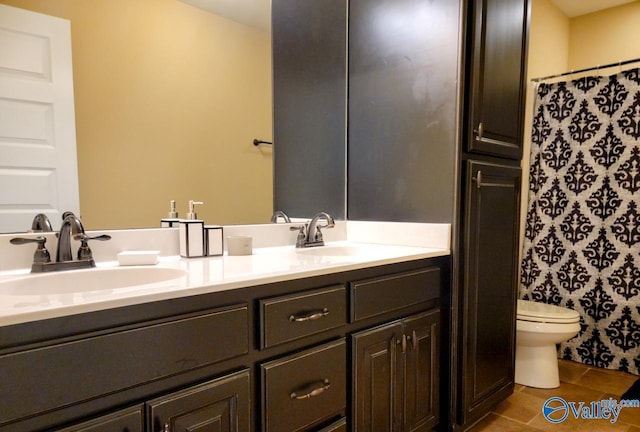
179, 200, 205, 258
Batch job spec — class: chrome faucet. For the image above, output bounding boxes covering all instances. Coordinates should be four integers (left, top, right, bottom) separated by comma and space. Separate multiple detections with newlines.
270, 210, 291, 223
11, 211, 111, 273
290, 212, 335, 248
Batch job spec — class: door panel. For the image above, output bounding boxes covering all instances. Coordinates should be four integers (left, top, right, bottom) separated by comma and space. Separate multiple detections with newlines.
0, 4, 79, 232
147, 369, 250, 432
352, 321, 402, 432
467, 0, 528, 159
461, 160, 521, 422
403, 311, 440, 432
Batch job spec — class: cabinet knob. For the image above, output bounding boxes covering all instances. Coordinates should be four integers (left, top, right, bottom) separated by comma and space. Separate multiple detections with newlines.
162, 423, 170, 432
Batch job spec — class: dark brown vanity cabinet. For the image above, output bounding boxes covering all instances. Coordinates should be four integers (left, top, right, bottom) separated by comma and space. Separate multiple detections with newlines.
0, 257, 447, 432
352, 310, 439, 432
466, 0, 529, 159
458, 160, 521, 426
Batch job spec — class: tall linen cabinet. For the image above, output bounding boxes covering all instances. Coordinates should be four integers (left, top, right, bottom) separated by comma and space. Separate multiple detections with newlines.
454, 0, 529, 429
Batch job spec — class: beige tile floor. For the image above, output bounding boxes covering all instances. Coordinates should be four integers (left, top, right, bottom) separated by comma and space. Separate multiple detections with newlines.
469, 360, 640, 432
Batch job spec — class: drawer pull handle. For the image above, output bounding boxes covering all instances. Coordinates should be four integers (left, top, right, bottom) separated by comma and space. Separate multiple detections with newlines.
290, 379, 330, 400
289, 308, 329, 322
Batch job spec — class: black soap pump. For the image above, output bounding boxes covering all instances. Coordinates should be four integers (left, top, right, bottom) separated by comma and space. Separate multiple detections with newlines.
161, 200, 180, 228
179, 200, 205, 258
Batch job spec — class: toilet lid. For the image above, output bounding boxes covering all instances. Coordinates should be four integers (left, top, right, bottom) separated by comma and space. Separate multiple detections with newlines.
517, 300, 580, 323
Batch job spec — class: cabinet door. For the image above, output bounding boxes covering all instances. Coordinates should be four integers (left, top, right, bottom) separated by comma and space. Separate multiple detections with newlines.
403, 311, 440, 432
147, 369, 250, 432
466, 0, 529, 159
460, 160, 521, 424
352, 321, 403, 432
56, 406, 143, 432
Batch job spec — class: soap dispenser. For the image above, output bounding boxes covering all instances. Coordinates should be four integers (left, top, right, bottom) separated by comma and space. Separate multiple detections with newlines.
179, 200, 205, 258
161, 200, 180, 228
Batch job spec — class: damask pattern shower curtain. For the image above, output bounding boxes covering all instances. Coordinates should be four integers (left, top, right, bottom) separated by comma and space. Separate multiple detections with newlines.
520, 67, 640, 374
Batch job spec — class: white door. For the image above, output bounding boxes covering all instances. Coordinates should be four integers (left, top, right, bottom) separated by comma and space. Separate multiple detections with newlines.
0, 4, 79, 233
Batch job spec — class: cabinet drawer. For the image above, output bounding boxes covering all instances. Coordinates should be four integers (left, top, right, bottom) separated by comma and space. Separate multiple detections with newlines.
260, 285, 346, 349
350, 268, 440, 321
0, 304, 249, 426
261, 339, 346, 432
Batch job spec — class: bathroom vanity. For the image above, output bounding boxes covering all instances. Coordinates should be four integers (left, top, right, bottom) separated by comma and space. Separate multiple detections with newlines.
0, 227, 450, 432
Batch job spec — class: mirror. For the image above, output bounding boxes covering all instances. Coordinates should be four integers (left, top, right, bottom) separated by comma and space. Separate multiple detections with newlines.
0, 0, 272, 232
1, 0, 633, 234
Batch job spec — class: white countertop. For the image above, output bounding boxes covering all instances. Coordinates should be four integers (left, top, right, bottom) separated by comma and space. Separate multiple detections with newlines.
0, 241, 449, 327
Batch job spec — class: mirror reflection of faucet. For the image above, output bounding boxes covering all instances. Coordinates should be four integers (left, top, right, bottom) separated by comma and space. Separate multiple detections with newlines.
290, 212, 335, 248
10, 211, 111, 273
270, 210, 291, 223
29, 213, 53, 233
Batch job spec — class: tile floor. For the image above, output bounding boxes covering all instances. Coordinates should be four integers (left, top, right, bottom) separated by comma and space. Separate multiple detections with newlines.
468, 360, 640, 431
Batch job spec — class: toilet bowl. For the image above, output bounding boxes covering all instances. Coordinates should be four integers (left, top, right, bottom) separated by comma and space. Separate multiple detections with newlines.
515, 299, 580, 389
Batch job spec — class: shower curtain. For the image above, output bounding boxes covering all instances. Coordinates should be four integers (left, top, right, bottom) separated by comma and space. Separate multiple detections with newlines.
520, 67, 640, 374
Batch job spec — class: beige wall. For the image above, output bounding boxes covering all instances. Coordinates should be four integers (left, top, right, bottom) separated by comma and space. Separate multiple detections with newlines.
569, 2, 640, 70
0, 0, 273, 229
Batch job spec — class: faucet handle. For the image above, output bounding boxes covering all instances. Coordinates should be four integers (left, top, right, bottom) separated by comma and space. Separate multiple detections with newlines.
290, 225, 307, 248
10, 236, 51, 264
73, 234, 111, 261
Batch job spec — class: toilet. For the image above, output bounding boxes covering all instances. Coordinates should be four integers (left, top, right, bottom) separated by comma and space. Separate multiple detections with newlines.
515, 299, 580, 389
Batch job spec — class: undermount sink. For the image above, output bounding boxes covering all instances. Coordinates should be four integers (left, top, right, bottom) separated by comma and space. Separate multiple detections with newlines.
295, 245, 372, 257
0, 267, 188, 295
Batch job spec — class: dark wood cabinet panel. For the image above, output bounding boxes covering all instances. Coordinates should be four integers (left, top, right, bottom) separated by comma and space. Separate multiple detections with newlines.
261, 339, 346, 432
146, 369, 250, 432
348, 0, 460, 223
0, 304, 248, 427
272, 0, 347, 219
350, 268, 440, 322
352, 310, 440, 432
403, 311, 439, 432
459, 160, 521, 424
259, 285, 346, 349
352, 321, 402, 432
466, 0, 529, 159
56, 406, 143, 432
